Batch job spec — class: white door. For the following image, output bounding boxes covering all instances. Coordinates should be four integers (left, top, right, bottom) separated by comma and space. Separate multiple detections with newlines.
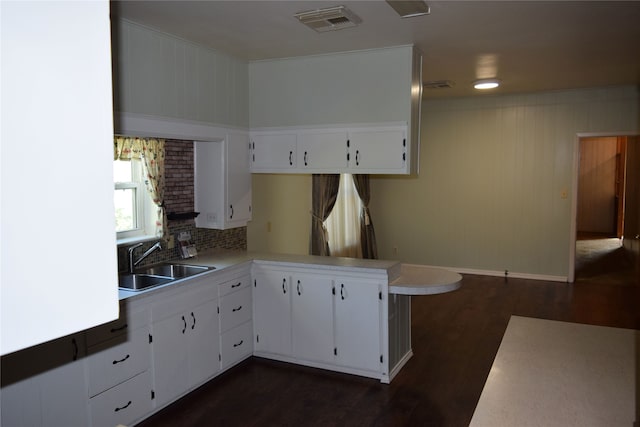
297, 131, 348, 170
252, 270, 292, 356
226, 132, 252, 225
152, 314, 189, 408
291, 273, 335, 363
334, 279, 382, 373
349, 128, 406, 171
250, 133, 297, 171
187, 298, 220, 387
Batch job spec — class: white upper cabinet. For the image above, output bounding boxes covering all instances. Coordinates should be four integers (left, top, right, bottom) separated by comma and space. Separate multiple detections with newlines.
250, 124, 408, 174
297, 130, 349, 171
250, 133, 298, 171
249, 45, 422, 175
348, 127, 407, 171
1, 0, 118, 355
195, 132, 252, 230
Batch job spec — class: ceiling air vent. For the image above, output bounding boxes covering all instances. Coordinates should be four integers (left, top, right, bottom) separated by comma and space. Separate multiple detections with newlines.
294, 5, 362, 33
423, 80, 455, 89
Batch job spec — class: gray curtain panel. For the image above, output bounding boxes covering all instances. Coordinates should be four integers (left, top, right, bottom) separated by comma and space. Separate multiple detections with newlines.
352, 174, 378, 259
310, 174, 340, 256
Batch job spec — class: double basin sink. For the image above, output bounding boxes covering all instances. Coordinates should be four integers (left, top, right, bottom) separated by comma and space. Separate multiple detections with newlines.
119, 263, 214, 291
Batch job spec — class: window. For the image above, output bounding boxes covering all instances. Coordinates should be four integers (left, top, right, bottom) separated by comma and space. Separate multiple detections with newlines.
324, 174, 363, 258
114, 159, 156, 242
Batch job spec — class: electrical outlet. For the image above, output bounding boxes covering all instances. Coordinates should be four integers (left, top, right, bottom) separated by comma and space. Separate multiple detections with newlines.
167, 235, 175, 249
267, 221, 272, 233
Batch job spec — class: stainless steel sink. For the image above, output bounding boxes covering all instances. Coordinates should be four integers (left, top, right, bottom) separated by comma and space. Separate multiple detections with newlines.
137, 263, 213, 279
119, 274, 174, 291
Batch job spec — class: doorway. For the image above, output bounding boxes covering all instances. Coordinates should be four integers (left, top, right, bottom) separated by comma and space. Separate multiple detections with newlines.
577, 136, 623, 238
572, 135, 639, 283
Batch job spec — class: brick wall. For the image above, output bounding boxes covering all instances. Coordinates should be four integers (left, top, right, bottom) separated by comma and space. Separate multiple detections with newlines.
117, 139, 247, 272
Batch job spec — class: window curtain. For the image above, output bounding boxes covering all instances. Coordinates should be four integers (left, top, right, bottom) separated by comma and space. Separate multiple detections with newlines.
324, 174, 363, 258
114, 136, 167, 240
310, 174, 340, 256
352, 174, 378, 259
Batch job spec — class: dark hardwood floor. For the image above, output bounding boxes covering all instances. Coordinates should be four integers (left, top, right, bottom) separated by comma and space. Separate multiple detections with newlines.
138, 244, 639, 427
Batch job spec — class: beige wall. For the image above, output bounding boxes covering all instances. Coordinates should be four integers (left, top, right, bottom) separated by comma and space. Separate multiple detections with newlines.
247, 174, 311, 255
247, 86, 639, 279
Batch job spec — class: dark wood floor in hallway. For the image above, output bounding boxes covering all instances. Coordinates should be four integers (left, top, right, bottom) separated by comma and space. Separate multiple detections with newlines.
138, 257, 639, 427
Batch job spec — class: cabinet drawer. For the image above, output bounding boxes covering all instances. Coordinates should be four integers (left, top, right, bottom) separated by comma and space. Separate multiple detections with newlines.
221, 321, 253, 369
89, 370, 152, 427
219, 274, 251, 297
86, 305, 149, 347
86, 326, 150, 397
153, 285, 217, 322
219, 287, 252, 333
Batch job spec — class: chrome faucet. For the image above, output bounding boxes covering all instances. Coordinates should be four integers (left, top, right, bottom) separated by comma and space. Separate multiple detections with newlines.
128, 241, 162, 273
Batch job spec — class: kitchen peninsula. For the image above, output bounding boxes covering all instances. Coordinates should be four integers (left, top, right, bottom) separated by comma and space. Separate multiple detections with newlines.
1, 249, 461, 427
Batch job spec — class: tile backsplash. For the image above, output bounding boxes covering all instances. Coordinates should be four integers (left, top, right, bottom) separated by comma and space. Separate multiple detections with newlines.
117, 139, 246, 272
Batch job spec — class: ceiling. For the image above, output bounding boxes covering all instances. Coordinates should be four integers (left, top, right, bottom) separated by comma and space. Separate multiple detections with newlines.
111, 1, 640, 98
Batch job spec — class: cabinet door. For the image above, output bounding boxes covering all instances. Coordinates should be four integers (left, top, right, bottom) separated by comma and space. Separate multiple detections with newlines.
291, 274, 335, 364
348, 128, 407, 171
1, 335, 89, 427
334, 279, 383, 373
297, 131, 348, 171
151, 313, 189, 408
226, 132, 252, 226
186, 298, 220, 388
250, 133, 297, 171
252, 270, 292, 356
194, 140, 225, 229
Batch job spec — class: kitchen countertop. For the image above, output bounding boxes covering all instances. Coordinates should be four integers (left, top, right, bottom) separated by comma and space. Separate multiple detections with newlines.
119, 249, 461, 300
389, 264, 462, 295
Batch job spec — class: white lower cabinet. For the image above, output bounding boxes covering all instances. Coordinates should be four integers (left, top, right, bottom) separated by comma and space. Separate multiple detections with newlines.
291, 273, 334, 364
334, 278, 383, 372
151, 285, 220, 409
219, 273, 253, 369
1, 334, 89, 427
252, 264, 386, 379
85, 304, 152, 427
252, 269, 292, 356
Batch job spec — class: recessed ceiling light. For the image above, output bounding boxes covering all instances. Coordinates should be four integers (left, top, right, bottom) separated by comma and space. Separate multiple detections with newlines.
474, 79, 500, 90
386, 1, 430, 18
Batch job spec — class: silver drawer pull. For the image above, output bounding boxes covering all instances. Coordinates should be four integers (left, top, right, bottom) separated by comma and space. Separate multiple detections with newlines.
112, 354, 130, 365
233, 340, 243, 348
232, 305, 242, 312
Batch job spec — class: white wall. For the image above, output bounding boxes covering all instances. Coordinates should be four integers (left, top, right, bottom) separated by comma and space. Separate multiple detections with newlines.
249, 46, 413, 128
112, 19, 249, 128
371, 86, 639, 280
